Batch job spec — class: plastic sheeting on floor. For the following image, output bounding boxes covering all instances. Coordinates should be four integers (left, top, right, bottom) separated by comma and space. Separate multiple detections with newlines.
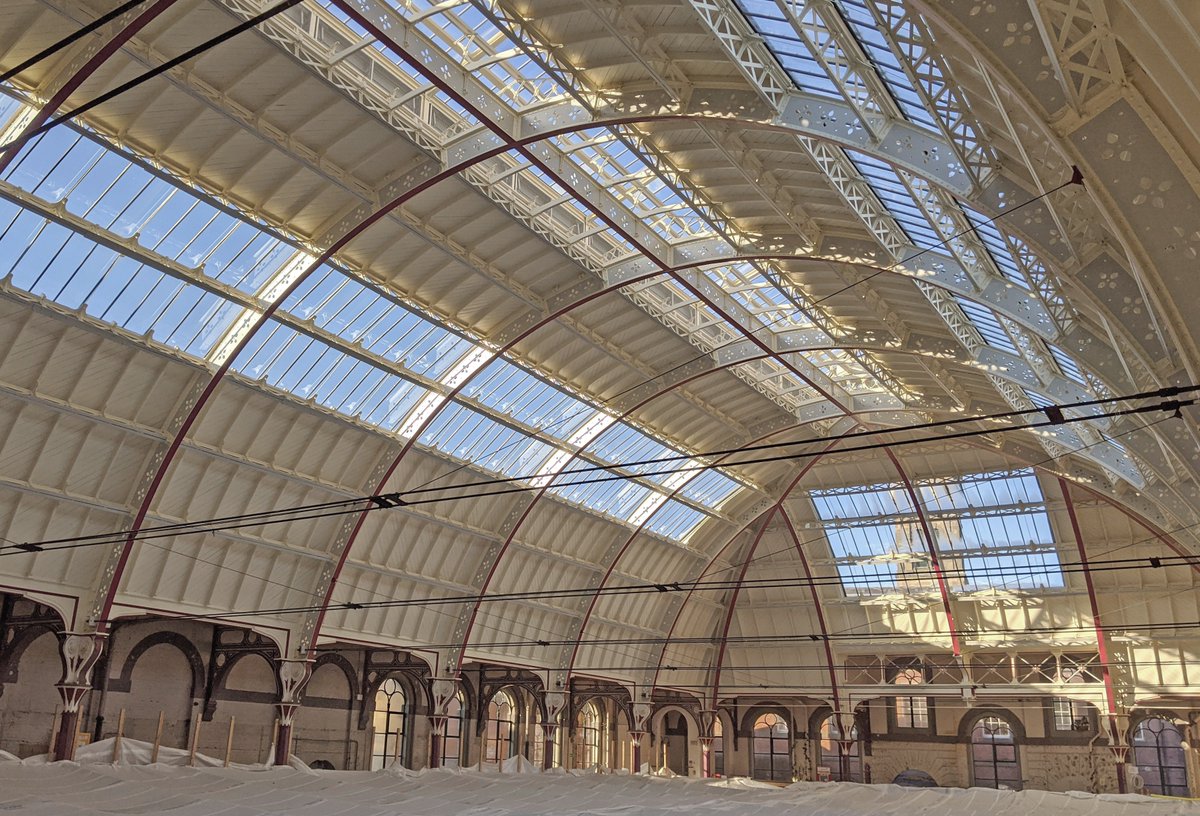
1, 753, 1197, 815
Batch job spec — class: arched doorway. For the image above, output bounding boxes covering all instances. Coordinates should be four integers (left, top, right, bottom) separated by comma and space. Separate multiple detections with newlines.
662, 709, 689, 775
370, 677, 408, 769
751, 711, 791, 782
1131, 716, 1189, 797
969, 715, 1021, 790
485, 689, 517, 765
577, 699, 604, 768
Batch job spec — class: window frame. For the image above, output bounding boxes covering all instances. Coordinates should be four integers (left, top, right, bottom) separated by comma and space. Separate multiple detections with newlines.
887, 662, 932, 733
968, 714, 1023, 790
370, 676, 409, 770
1131, 715, 1190, 797
751, 711, 792, 783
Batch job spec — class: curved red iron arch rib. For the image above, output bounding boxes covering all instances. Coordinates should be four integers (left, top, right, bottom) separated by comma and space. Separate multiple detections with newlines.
883, 449, 962, 657
0, 0, 177, 175
702, 436, 853, 703
779, 507, 842, 710
1058, 477, 1125, 791
91, 115, 982, 631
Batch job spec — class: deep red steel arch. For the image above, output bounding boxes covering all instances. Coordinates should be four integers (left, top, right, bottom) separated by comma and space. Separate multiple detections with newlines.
704, 437, 852, 703
1058, 477, 1127, 792
779, 507, 842, 708
0, 0, 177, 174
882, 449, 962, 656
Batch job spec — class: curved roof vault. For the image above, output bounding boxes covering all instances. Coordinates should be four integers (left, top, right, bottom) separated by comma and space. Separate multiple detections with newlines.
0, 0, 1197, 701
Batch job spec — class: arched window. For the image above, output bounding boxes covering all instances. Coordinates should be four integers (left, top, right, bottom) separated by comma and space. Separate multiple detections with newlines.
371, 677, 407, 770
485, 689, 517, 764
711, 716, 724, 777
818, 715, 863, 782
970, 716, 1021, 790
579, 699, 604, 768
893, 667, 928, 729
752, 712, 791, 782
1132, 716, 1189, 797
442, 692, 464, 767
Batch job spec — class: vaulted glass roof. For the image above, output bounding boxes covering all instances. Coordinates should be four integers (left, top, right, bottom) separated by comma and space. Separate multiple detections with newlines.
0, 94, 747, 544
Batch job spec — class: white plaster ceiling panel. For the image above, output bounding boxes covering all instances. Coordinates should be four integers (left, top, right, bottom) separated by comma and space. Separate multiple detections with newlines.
0, 308, 193, 432
934, 0, 1068, 116
151, 445, 348, 553
189, 381, 392, 492
1071, 100, 1200, 367
0, 485, 119, 595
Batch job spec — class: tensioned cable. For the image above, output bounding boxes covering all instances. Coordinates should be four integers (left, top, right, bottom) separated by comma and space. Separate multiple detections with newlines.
0, 30, 1098, 547
394, 387, 1197, 499
391, 397, 1193, 507
291, 616, 1200, 652
402, 169, 1086, 496
81, 409, 1200, 624
80, 417, 1198, 690
1, 389, 1189, 554
96, 548, 1200, 625
0, 0, 155, 84
0, 0, 302, 157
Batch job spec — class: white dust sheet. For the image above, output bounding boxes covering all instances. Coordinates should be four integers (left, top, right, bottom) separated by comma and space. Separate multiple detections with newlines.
1, 742, 1197, 816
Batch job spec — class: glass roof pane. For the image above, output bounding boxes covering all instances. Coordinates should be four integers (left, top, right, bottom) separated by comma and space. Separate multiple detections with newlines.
5, 128, 298, 295
955, 297, 1019, 355
551, 130, 716, 242
962, 205, 1028, 288
919, 471, 1063, 591
811, 470, 1063, 596
731, 0, 845, 98
644, 500, 707, 542
832, 0, 938, 129
701, 263, 813, 331
551, 475, 656, 519
420, 401, 560, 478
679, 469, 742, 509
283, 267, 475, 380
1048, 344, 1085, 384
845, 150, 941, 248
0, 197, 240, 357
589, 423, 690, 485
464, 358, 596, 441
235, 320, 432, 429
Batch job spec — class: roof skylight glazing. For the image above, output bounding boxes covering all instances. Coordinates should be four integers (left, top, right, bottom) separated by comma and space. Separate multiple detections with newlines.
811, 470, 1063, 595
702, 263, 815, 331
237, 320, 434, 427
962, 205, 1029, 289
0, 97, 748, 543
551, 130, 717, 242
845, 150, 942, 247
294, 0, 912, 420
954, 296, 1019, 356
0, 198, 242, 357
832, 0, 938, 129
731, 0, 847, 99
